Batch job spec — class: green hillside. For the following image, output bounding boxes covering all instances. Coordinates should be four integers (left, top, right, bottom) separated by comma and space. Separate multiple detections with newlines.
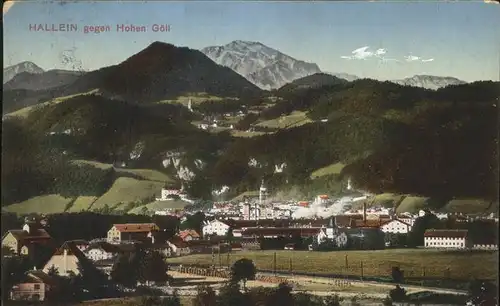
2, 76, 498, 214
89, 177, 165, 211
2, 195, 75, 215
127, 199, 191, 214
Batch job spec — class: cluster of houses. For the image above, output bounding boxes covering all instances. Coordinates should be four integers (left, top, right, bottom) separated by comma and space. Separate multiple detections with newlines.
1, 218, 222, 301
2, 200, 498, 301
202, 202, 498, 250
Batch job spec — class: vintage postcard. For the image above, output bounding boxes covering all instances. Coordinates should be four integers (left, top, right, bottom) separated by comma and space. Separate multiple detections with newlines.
2, 1, 498, 305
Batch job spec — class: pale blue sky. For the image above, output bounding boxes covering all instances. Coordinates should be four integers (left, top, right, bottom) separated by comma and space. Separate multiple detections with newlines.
3, 1, 500, 81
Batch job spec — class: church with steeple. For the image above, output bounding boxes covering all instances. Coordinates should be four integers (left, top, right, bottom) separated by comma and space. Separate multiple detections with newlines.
315, 217, 349, 249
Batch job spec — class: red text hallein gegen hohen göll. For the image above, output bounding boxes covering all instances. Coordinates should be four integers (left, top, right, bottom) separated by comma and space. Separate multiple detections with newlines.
28, 23, 171, 33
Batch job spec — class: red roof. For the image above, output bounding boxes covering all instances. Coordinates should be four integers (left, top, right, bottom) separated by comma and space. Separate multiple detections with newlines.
424, 229, 468, 238
179, 230, 200, 240
113, 223, 159, 233
241, 227, 321, 237
227, 219, 291, 229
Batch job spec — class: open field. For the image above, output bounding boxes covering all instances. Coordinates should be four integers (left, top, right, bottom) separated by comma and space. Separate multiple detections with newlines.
114, 168, 173, 184
90, 177, 165, 211
396, 196, 431, 213
168, 249, 498, 281
72, 159, 173, 183
67, 196, 99, 212
310, 162, 346, 179
126, 199, 191, 214
4, 89, 100, 118
230, 130, 267, 137
255, 111, 312, 129
2, 194, 75, 215
442, 199, 495, 214
71, 159, 114, 170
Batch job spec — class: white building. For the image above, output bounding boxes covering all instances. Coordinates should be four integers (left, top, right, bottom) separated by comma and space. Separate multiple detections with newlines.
424, 229, 471, 249
85, 243, 118, 262
202, 219, 230, 237
380, 219, 412, 234
156, 188, 181, 201
397, 217, 416, 227
315, 218, 349, 248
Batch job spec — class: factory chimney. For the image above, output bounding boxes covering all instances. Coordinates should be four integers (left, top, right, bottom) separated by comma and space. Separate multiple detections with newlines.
363, 202, 367, 222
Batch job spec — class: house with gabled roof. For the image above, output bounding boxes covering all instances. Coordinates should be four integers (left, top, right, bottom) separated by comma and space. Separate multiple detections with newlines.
178, 229, 200, 241
379, 219, 413, 234
2, 221, 53, 255
85, 241, 124, 262
9, 270, 58, 301
42, 241, 91, 277
107, 223, 159, 243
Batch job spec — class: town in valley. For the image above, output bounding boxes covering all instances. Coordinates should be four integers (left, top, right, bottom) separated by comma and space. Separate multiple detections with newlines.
2, 1, 498, 306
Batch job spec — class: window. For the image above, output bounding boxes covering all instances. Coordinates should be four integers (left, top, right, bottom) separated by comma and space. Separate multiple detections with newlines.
34, 284, 40, 290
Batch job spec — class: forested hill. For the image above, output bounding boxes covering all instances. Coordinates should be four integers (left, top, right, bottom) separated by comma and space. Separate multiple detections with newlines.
214, 80, 499, 202
1, 74, 498, 213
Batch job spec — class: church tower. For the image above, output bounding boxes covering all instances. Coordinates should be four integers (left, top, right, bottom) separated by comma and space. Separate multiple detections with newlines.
259, 179, 267, 206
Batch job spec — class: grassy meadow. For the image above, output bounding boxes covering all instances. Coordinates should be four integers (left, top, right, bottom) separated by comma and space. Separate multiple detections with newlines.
256, 111, 312, 129
310, 162, 346, 179
168, 249, 498, 281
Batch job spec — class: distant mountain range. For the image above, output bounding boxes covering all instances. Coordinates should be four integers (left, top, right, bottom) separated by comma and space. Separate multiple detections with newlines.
4, 69, 86, 91
201, 40, 322, 90
4, 40, 469, 98
57, 41, 262, 102
3, 61, 44, 83
392, 75, 467, 90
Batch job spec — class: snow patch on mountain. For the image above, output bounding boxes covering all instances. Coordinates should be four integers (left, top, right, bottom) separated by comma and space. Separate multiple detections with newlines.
392, 75, 466, 90
3, 61, 44, 84
326, 72, 360, 82
201, 40, 321, 90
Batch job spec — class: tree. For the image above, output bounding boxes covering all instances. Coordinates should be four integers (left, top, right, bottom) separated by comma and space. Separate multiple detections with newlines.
180, 211, 205, 234
408, 211, 440, 247
381, 296, 393, 306
76, 259, 110, 297
225, 228, 234, 243
46, 266, 59, 277
389, 285, 407, 302
391, 267, 404, 283
111, 253, 139, 288
217, 281, 251, 306
230, 258, 256, 290
138, 250, 169, 286
192, 285, 217, 306
270, 282, 294, 306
